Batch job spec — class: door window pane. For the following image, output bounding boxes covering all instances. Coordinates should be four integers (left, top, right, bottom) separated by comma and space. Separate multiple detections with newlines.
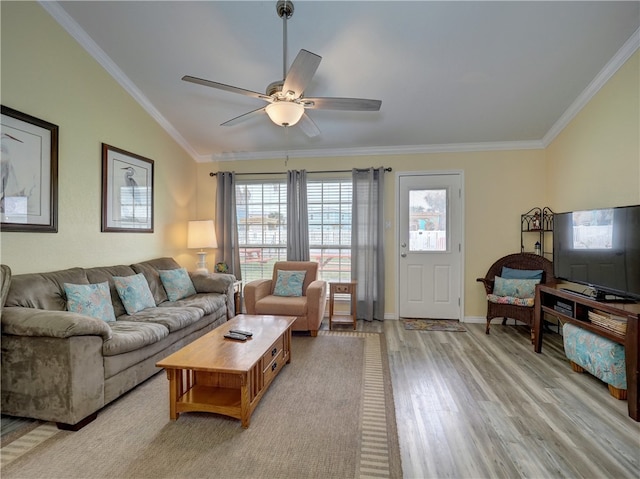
409, 189, 447, 252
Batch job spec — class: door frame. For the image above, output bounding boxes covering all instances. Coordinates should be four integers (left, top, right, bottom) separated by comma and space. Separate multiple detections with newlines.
394, 170, 466, 321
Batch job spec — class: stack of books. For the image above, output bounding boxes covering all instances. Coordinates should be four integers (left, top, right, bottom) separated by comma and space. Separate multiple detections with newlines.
587, 309, 628, 335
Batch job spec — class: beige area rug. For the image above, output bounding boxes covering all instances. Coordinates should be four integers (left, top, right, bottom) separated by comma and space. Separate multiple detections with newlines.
1, 331, 401, 479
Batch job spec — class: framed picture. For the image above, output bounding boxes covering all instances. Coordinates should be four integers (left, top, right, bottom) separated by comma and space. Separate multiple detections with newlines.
1, 106, 58, 232
101, 143, 154, 233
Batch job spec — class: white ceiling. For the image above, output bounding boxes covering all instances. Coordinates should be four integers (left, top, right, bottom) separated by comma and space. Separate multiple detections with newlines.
47, 1, 639, 162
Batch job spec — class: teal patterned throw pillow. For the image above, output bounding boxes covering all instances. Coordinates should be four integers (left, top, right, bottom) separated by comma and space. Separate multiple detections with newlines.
493, 276, 540, 299
113, 273, 156, 315
273, 270, 306, 297
159, 268, 197, 302
64, 282, 116, 322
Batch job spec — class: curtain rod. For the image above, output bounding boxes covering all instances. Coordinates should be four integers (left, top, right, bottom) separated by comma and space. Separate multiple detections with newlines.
209, 167, 392, 177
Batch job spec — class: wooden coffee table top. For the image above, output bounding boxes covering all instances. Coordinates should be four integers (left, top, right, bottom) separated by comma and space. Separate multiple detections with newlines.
156, 314, 297, 374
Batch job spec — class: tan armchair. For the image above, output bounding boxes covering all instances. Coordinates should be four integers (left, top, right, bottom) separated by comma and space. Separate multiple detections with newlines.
244, 261, 327, 337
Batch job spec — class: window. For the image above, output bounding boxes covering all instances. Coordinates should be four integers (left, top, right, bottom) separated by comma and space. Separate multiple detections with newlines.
235, 178, 352, 282
408, 188, 447, 251
308, 179, 352, 282
236, 181, 287, 282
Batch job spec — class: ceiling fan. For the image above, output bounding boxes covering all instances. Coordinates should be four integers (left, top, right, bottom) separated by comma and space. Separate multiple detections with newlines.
182, 0, 381, 137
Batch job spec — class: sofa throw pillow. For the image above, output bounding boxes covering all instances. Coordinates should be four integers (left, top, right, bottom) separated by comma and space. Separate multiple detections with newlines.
113, 273, 156, 315
64, 281, 116, 323
501, 266, 544, 280
158, 268, 197, 302
273, 270, 306, 297
493, 276, 540, 299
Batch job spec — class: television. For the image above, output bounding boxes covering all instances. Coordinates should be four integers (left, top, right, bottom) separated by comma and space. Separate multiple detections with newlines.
553, 205, 640, 302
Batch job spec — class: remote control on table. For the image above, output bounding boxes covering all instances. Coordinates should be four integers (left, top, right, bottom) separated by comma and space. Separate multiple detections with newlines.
224, 332, 248, 341
230, 329, 253, 337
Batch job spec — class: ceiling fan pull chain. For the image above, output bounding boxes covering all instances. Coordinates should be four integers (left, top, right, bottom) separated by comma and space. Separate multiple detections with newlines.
284, 126, 290, 166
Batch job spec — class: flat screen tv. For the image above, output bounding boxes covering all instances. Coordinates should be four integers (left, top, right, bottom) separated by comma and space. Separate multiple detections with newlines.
553, 205, 640, 302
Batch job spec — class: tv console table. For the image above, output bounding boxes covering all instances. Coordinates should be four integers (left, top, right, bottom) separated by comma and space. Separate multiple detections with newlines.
533, 284, 640, 421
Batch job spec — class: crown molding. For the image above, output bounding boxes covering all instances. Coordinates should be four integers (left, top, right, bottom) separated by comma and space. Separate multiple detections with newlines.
211, 140, 545, 162
39, 1, 202, 161
542, 27, 640, 147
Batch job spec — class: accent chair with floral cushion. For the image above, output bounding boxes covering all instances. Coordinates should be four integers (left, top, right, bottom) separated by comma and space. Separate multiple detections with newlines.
477, 253, 555, 342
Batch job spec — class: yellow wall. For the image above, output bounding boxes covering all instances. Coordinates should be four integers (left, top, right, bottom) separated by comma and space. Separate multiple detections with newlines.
546, 51, 640, 211
198, 149, 546, 318
1, 2, 197, 273
198, 52, 639, 319
3, 3, 637, 319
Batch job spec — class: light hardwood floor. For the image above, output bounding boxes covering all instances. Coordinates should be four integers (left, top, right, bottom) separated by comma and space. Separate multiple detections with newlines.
328, 319, 640, 479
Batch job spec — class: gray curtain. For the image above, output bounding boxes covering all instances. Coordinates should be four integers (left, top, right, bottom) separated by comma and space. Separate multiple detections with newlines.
351, 167, 385, 321
286, 169, 310, 261
215, 172, 242, 280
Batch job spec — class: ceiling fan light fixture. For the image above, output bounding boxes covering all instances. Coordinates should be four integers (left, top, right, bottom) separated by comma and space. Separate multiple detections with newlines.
265, 101, 304, 127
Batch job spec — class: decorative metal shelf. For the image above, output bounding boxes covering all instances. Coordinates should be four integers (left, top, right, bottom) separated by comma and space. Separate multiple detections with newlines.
521, 207, 554, 255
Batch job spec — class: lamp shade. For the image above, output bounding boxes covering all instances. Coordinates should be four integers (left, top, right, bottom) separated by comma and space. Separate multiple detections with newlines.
187, 220, 218, 249
265, 101, 305, 127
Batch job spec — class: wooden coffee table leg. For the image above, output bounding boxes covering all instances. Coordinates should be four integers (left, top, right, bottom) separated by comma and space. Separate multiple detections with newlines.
240, 373, 250, 428
166, 369, 180, 420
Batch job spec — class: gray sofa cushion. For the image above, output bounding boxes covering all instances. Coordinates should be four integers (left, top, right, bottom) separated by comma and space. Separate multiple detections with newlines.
161, 293, 227, 316
116, 306, 204, 333
6, 267, 89, 311
190, 273, 235, 294
85, 265, 137, 317
102, 310, 225, 380
103, 321, 169, 356
131, 257, 181, 304
1, 307, 113, 340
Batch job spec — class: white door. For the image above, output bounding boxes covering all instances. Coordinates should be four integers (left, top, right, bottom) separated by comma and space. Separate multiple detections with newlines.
398, 173, 463, 319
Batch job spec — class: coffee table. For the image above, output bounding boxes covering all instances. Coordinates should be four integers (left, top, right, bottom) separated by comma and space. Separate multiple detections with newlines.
156, 314, 296, 428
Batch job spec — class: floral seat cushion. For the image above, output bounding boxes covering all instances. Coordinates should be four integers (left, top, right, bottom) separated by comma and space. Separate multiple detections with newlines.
487, 294, 534, 307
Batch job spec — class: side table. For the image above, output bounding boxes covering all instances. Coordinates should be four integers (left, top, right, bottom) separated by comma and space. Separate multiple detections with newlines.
233, 280, 243, 316
329, 281, 357, 330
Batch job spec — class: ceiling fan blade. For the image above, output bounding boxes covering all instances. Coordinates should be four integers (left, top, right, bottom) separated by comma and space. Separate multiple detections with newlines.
182, 75, 270, 101
282, 49, 321, 98
298, 113, 321, 138
303, 97, 382, 111
221, 107, 266, 127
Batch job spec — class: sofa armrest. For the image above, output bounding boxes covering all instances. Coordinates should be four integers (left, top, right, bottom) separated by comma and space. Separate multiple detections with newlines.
190, 273, 236, 318
1, 307, 112, 340
306, 280, 328, 323
190, 273, 235, 294
244, 279, 273, 315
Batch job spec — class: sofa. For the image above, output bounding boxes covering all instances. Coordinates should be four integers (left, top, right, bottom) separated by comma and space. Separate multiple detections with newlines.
0, 257, 235, 430
244, 261, 327, 337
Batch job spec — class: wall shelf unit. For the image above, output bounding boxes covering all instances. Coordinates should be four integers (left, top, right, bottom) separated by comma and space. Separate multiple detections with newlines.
521, 207, 553, 257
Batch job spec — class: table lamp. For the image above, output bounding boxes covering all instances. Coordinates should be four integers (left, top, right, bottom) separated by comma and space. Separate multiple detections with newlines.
187, 220, 218, 274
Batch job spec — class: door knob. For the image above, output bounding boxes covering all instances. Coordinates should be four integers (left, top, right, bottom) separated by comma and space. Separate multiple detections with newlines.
401, 253, 407, 257
401, 242, 407, 248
